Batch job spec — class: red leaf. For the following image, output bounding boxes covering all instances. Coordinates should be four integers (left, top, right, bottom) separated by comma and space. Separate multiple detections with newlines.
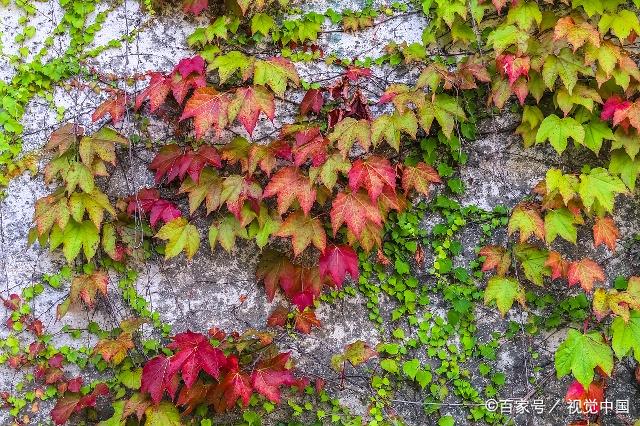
478, 245, 511, 276
279, 267, 324, 310
267, 305, 289, 327
174, 56, 205, 79
180, 87, 231, 139
496, 54, 530, 85
545, 251, 569, 280
176, 380, 212, 415
348, 156, 396, 202
182, 0, 208, 14
256, 250, 296, 301
345, 67, 372, 81
300, 89, 324, 115
167, 331, 228, 388
149, 144, 221, 184
263, 166, 316, 215
135, 72, 172, 112
565, 380, 604, 414
92, 92, 127, 124
127, 188, 160, 215
593, 216, 619, 252
346, 90, 371, 121
211, 356, 252, 413
601, 96, 631, 122
149, 145, 183, 183
319, 245, 359, 287
291, 127, 328, 167
250, 352, 296, 403
51, 383, 109, 425
171, 70, 207, 105
294, 308, 321, 334
141, 355, 179, 404
149, 200, 182, 227
567, 259, 605, 292
231, 86, 275, 135
401, 162, 441, 196
330, 190, 383, 238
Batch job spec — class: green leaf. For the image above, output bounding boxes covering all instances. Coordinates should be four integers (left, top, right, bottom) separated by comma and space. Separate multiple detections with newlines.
61, 219, 100, 262
542, 48, 593, 94
371, 111, 418, 151
155, 218, 200, 259
546, 168, 578, 204
544, 208, 577, 244
97, 400, 125, 426
609, 149, 640, 191
598, 10, 640, 41
251, 13, 275, 36
380, 359, 398, 373
572, 0, 603, 18
555, 329, 613, 387
253, 58, 299, 96
402, 358, 420, 380
418, 93, 465, 139
514, 243, 550, 286
144, 401, 181, 426
209, 51, 253, 83
506, 1, 542, 31
438, 416, 455, 426
535, 114, 584, 154
578, 167, 627, 213
611, 310, 640, 362
209, 214, 248, 252
484, 276, 525, 316
486, 24, 529, 55
582, 119, 615, 154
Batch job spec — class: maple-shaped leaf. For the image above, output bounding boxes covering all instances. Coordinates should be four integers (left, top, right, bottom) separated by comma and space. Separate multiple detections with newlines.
567, 258, 605, 292
147, 200, 181, 228
276, 211, 326, 256
250, 352, 295, 403
170, 64, 207, 106
279, 267, 325, 310
555, 85, 603, 118
155, 217, 200, 259
51, 383, 109, 425
209, 214, 248, 252
479, 245, 511, 276
248, 139, 292, 176
135, 72, 172, 112
228, 85, 275, 135
601, 95, 631, 123
535, 114, 585, 154
92, 92, 127, 124
263, 166, 316, 215
123, 393, 152, 422
611, 310, 640, 362
578, 167, 627, 213
555, 329, 613, 387
144, 401, 181, 426
514, 243, 550, 286
290, 127, 328, 167
57, 219, 100, 263
126, 188, 160, 215
402, 162, 441, 196
545, 250, 569, 280
505, 0, 541, 30
294, 308, 321, 334
545, 208, 577, 244
348, 156, 396, 202
45, 123, 84, 154
141, 355, 179, 404
149, 144, 182, 183
209, 51, 254, 84
33, 191, 70, 237
588, 214, 618, 253
179, 146, 222, 183
220, 174, 263, 218
542, 48, 593, 95
309, 153, 351, 190
554, 16, 600, 52
179, 168, 224, 214
496, 54, 530, 85
175, 56, 206, 79
253, 57, 300, 96
508, 203, 545, 243
609, 149, 640, 191
546, 169, 578, 205
79, 127, 129, 167
167, 331, 228, 388
69, 270, 108, 309
318, 245, 359, 287
256, 249, 296, 301
598, 10, 640, 42
331, 340, 377, 371
581, 118, 614, 155
94, 332, 134, 365
183, 0, 207, 14
300, 88, 324, 115
328, 117, 371, 157
564, 380, 605, 414
371, 110, 418, 151
176, 379, 211, 415
210, 356, 252, 413
484, 276, 525, 316
418, 93, 466, 138
180, 87, 231, 139
330, 190, 383, 238
267, 305, 289, 328
247, 204, 281, 249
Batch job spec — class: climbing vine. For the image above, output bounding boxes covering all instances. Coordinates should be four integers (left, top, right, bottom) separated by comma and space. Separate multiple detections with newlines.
1, 0, 640, 424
